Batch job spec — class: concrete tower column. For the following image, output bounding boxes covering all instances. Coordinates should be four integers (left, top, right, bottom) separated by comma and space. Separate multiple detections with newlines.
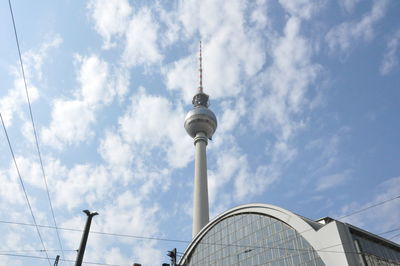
192, 132, 209, 237
184, 41, 217, 238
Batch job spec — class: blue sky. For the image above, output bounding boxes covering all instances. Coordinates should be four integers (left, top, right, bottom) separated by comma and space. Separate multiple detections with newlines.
0, 0, 399, 265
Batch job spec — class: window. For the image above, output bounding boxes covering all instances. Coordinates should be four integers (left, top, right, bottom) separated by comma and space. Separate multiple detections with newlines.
186, 213, 324, 266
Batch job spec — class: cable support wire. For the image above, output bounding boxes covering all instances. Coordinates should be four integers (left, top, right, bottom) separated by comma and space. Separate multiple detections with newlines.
0, 193, 399, 245
0, 193, 398, 265
0, 113, 51, 266
338, 195, 400, 220
3, 0, 398, 261
0, 172, 398, 262
391, 233, 400, 240
0, 249, 77, 253
0, 219, 399, 252
1, 241, 399, 266
0, 253, 124, 266
7, 0, 65, 262
255, 194, 400, 250
0, 220, 399, 264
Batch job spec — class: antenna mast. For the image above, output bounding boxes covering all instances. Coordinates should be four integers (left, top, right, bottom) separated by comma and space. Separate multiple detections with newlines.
199, 41, 203, 93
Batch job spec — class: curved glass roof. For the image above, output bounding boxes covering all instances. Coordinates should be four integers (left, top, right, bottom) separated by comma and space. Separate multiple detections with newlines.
183, 213, 325, 266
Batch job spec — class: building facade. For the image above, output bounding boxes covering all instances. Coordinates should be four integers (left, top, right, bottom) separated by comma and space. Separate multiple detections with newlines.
178, 204, 400, 266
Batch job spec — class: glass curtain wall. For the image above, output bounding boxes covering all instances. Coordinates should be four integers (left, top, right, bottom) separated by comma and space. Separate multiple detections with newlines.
353, 234, 400, 265
185, 213, 325, 266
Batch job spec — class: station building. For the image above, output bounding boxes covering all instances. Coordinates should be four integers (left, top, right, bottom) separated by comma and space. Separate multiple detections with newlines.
178, 204, 400, 266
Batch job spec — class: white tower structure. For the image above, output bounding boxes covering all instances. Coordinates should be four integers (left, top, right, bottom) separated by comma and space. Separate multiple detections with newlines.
184, 42, 217, 238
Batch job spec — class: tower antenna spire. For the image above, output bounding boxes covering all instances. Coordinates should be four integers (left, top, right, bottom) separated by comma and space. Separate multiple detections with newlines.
199, 41, 203, 93
185, 42, 217, 238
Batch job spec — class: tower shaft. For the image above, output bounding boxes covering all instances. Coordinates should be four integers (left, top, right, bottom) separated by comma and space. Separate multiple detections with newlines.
192, 132, 209, 237
184, 41, 217, 238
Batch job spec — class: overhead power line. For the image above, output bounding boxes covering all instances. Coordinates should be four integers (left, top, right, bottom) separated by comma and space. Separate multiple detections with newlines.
0, 194, 399, 245
390, 233, 400, 241
0, 241, 399, 266
7, 0, 65, 262
0, 249, 77, 253
0, 113, 51, 266
0, 253, 123, 266
338, 195, 400, 220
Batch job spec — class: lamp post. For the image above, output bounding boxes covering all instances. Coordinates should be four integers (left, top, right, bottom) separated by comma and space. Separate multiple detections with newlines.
75, 210, 98, 266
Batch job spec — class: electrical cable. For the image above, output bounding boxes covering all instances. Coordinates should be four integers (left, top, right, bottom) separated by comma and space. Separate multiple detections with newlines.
0, 253, 123, 266
3, 1, 399, 261
0, 183, 398, 263
0, 218, 191, 244
390, 233, 400, 240
0, 194, 399, 245
0, 113, 51, 266
261, 194, 400, 250
0, 218, 399, 252
0, 249, 77, 253
379, 227, 400, 236
0, 240, 398, 266
338, 195, 400, 220
0, 219, 399, 264
7, 0, 65, 263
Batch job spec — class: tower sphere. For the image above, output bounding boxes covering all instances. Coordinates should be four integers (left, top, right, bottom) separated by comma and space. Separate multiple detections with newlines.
184, 93, 217, 140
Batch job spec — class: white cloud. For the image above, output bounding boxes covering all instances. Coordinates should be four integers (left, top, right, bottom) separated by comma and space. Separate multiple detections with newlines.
166, 2, 322, 213
55, 174, 164, 265
76, 54, 111, 106
0, 78, 38, 128
78, 192, 162, 266
339, 0, 361, 13
0, 35, 60, 128
87, 0, 132, 49
53, 163, 111, 211
41, 99, 95, 148
112, 66, 130, 101
252, 17, 320, 141
279, 0, 326, 20
218, 98, 246, 134
234, 162, 272, 201
21, 35, 62, 81
165, 0, 265, 101
99, 191, 160, 236
13, 156, 44, 189
119, 88, 192, 168
178, 0, 223, 38
165, 56, 197, 102
99, 131, 133, 169
21, 121, 35, 144
98, 130, 133, 184
250, 0, 270, 30
326, 0, 389, 52
132, 242, 162, 266
336, 176, 400, 237
0, 167, 25, 206
123, 8, 162, 67
208, 140, 285, 211
307, 133, 342, 173
157, 4, 181, 47
41, 54, 128, 149
104, 248, 129, 265
315, 170, 351, 191
208, 150, 242, 207
380, 29, 400, 75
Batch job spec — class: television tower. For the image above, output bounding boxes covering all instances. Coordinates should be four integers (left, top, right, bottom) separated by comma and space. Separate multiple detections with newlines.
184, 41, 217, 238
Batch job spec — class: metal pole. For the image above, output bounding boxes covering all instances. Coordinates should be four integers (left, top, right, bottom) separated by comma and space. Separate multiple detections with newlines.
167, 248, 177, 266
75, 210, 98, 266
53, 255, 60, 266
